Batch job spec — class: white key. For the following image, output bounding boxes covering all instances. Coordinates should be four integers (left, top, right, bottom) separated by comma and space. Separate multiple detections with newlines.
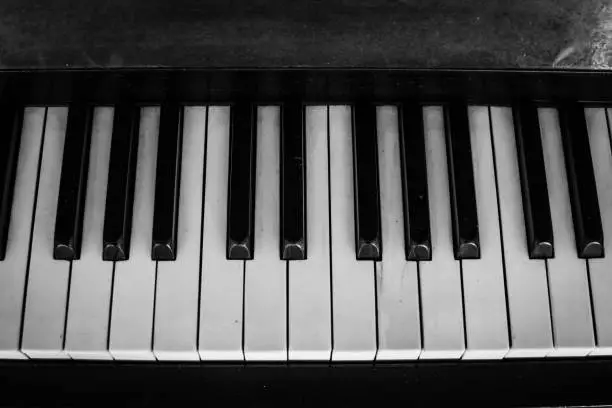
588, 107, 612, 355
374, 106, 420, 360
0, 108, 45, 359
461, 106, 509, 359
288, 106, 332, 361
490, 107, 553, 358
64, 107, 114, 359
419, 106, 464, 360
153, 107, 206, 361
244, 106, 287, 361
108, 107, 158, 360
21, 107, 70, 359
199, 106, 244, 361
540, 107, 595, 357
329, 105, 376, 361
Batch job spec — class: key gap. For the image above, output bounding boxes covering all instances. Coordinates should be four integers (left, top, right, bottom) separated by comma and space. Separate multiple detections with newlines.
285, 260, 289, 362
544, 259, 557, 349
459, 260, 467, 357
326, 105, 335, 360
241, 260, 246, 360
487, 105, 513, 349
61, 260, 74, 352
151, 260, 159, 361
18, 107, 48, 352
585, 260, 599, 347
195, 105, 209, 353
373, 261, 380, 361
106, 261, 117, 357
416, 261, 424, 358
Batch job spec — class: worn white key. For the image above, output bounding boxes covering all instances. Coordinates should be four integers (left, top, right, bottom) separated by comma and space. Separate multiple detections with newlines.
64, 107, 114, 360
419, 106, 464, 360
461, 106, 509, 359
0, 108, 45, 359
108, 107, 158, 360
153, 107, 206, 361
540, 107, 595, 357
375, 106, 420, 360
21, 107, 70, 359
490, 107, 553, 358
199, 106, 244, 361
588, 108, 612, 355
329, 105, 376, 361
288, 106, 332, 361
244, 106, 287, 361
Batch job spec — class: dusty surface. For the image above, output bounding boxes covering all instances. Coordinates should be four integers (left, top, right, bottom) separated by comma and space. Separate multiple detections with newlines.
0, 0, 608, 69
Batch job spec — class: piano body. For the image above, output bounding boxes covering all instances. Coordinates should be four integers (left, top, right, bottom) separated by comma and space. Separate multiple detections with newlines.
2, 1, 612, 406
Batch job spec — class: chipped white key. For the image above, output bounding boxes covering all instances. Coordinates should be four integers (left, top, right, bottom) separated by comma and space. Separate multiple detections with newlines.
490, 107, 553, 358
108, 107, 158, 360
329, 105, 376, 361
540, 107, 594, 357
199, 106, 244, 361
288, 106, 332, 361
588, 107, 612, 356
461, 106, 508, 359
153, 107, 206, 361
375, 106, 420, 360
21, 107, 70, 359
243, 106, 287, 361
419, 106, 464, 360
0, 107, 45, 359
64, 107, 114, 360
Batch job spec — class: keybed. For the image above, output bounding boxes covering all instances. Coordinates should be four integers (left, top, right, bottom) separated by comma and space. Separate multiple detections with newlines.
0, 100, 609, 361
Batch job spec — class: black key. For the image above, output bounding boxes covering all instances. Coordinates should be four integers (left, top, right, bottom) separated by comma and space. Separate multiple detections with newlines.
280, 101, 306, 260
399, 103, 431, 261
53, 104, 93, 260
513, 102, 554, 259
558, 103, 604, 258
0, 105, 23, 260
151, 103, 183, 261
103, 105, 140, 261
226, 102, 257, 260
444, 102, 480, 259
352, 103, 382, 261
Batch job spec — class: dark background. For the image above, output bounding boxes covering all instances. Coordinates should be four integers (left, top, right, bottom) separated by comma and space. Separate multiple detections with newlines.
0, 0, 608, 69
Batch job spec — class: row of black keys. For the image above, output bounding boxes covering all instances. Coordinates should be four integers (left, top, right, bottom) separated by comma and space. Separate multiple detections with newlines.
0, 100, 604, 262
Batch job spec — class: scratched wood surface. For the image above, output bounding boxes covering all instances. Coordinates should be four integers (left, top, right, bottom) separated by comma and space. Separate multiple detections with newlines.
0, 1, 608, 70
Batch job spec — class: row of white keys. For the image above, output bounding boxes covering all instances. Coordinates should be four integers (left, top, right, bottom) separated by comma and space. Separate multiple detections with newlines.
329, 105, 377, 360
491, 107, 553, 357
288, 106, 332, 360
462, 106, 509, 359
64, 107, 114, 359
9, 103, 606, 362
108, 107, 158, 360
375, 106, 421, 360
153, 106, 206, 361
585, 107, 612, 355
0, 107, 46, 359
21, 107, 70, 358
198, 106, 244, 361
419, 106, 464, 359
539, 108, 595, 356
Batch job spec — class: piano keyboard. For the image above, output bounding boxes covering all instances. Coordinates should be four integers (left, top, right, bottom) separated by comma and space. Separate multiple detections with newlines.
0, 101, 611, 362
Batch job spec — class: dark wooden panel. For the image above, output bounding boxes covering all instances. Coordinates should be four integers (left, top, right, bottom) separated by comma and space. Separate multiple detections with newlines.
2, 69, 612, 106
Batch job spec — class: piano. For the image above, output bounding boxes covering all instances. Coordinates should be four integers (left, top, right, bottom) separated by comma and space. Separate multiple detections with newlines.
1, 70, 612, 405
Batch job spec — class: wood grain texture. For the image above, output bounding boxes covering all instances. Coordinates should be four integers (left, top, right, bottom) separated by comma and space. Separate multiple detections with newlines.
0, 0, 605, 69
